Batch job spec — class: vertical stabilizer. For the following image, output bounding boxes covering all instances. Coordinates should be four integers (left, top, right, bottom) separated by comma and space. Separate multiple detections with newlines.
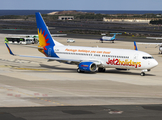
134, 41, 138, 50
35, 12, 63, 47
112, 34, 116, 39
35, 12, 63, 57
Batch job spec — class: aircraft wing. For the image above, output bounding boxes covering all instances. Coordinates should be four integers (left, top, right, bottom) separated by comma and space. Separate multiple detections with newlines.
137, 42, 162, 46
146, 37, 162, 40
5, 43, 101, 65
6, 43, 44, 50
20, 45, 44, 49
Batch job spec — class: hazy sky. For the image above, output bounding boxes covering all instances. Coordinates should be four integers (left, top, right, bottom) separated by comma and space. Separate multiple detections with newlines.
1, 0, 162, 10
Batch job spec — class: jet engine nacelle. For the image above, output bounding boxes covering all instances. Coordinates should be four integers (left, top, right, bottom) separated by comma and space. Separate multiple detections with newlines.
78, 62, 97, 72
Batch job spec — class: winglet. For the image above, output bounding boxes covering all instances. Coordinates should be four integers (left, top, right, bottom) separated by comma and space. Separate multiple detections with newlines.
134, 41, 138, 50
5, 37, 9, 43
5, 43, 15, 55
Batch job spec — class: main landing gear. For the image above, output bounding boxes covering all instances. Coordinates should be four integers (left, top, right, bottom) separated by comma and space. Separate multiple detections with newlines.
77, 68, 84, 73
140, 69, 150, 76
140, 72, 145, 76
100, 40, 103, 43
98, 67, 105, 72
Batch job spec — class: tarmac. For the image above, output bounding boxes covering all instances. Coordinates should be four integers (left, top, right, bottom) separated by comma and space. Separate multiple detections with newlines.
0, 33, 162, 119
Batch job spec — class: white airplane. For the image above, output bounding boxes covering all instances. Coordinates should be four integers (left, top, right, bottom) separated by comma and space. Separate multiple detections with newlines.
100, 33, 122, 43
5, 13, 158, 76
137, 37, 162, 54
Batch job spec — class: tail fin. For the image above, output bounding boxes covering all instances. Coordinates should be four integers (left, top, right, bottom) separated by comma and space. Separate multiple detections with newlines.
110, 33, 122, 39
35, 12, 63, 47
112, 34, 116, 39
134, 41, 138, 50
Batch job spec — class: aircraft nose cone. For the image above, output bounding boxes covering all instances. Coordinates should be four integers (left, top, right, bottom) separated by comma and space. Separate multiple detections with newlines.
153, 60, 158, 67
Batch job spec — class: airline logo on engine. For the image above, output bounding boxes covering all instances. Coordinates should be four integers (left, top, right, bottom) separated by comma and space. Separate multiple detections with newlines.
106, 58, 141, 68
81, 65, 88, 67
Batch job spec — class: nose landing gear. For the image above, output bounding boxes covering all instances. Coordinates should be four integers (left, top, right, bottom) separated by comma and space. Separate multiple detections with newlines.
140, 69, 150, 76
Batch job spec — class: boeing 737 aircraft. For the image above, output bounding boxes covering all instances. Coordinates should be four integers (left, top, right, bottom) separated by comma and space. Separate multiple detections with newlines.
5, 13, 158, 76
100, 33, 122, 43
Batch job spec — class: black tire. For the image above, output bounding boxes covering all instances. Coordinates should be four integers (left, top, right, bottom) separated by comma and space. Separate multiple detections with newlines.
100, 40, 103, 43
77, 68, 81, 73
77, 68, 85, 73
102, 68, 105, 72
98, 67, 105, 72
141, 72, 145, 76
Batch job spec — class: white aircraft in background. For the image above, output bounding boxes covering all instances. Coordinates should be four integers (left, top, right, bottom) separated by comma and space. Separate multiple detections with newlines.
137, 37, 162, 54
5, 13, 158, 76
100, 33, 122, 43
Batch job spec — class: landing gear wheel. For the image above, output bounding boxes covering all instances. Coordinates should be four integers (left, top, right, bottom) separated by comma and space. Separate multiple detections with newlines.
100, 40, 103, 43
77, 68, 84, 73
98, 67, 105, 72
141, 72, 145, 76
102, 68, 105, 72
77, 68, 81, 73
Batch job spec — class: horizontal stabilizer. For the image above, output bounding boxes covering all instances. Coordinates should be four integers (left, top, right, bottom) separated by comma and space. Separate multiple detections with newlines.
5, 43, 44, 50
5, 43, 84, 64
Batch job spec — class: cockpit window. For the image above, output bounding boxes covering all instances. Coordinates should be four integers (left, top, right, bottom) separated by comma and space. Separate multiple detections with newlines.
142, 56, 154, 59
